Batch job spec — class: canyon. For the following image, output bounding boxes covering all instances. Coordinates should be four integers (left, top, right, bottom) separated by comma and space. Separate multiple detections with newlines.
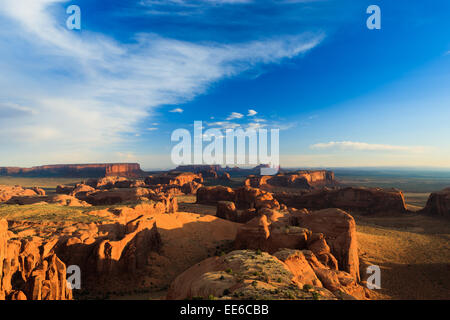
0, 164, 448, 300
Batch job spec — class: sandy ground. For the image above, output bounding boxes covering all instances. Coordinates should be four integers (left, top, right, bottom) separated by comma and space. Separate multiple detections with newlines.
355, 213, 450, 300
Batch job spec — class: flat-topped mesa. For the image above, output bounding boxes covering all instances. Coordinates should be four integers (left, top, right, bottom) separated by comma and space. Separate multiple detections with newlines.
0, 163, 143, 178
245, 170, 335, 189
274, 187, 407, 215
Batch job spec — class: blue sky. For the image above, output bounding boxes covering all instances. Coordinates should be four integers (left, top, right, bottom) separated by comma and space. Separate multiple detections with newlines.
0, 0, 449, 170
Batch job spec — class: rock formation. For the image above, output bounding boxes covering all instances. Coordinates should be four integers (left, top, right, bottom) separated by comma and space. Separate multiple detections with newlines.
291, 208, 360, 281
0, 219, 72, 300
145, 172, 203, 186
197, 186, 236, 205
245, 170, 335, 189
197, 186, 279, 210
83, 188, 178, 211
0, 185, 45, 203
234, 208, 360, 281
56, 216, 162, 283
174, 165, 221, 178
274, 187, 407, 215
421, 188, 450, 218
166, 249, 370, 300
144, 172, 203, 195
0, 219, 7, 299
219, 172, 232, 181
6, 194, 91, 207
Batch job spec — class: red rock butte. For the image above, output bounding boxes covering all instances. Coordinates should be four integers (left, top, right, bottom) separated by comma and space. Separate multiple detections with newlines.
0, 163, 143, 178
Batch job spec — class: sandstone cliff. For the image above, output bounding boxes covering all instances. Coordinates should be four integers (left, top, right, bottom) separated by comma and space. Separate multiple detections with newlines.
274, 187, 407, 215
0, 219, 72, 300
421, 187, 450, 218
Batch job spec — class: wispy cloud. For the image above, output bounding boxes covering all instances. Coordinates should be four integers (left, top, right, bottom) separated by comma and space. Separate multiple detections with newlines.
0, 0, 323, 164
310, 141, 428, 153
247, 109, 257, 116
169, 108, 184, 113
226, 112, 244, 120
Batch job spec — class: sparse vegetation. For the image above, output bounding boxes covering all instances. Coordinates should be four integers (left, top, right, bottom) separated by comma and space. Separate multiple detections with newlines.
311, 291, 320, 300
303, 284, 312, 292
0, 204, 107, 223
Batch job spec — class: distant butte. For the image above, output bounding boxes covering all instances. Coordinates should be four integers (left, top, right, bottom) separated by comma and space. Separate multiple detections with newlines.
0, 163, 143, 178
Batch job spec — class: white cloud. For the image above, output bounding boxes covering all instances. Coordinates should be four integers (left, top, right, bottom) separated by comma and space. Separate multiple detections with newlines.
147, 127, 158, 131
207, 121, 241, 129
226, 112, 244, 120
169, 108, 184, 113
0, 0, 323, 164
310, 141, 428, 153
247, 109, 257, 116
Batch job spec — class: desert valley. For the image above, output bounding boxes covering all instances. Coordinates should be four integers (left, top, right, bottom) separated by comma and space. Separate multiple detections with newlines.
0, 163, 448, 301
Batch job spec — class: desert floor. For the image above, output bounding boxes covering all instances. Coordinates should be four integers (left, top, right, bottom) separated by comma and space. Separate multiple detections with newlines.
1, 177, 449, 300
355, 213, 450, 299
